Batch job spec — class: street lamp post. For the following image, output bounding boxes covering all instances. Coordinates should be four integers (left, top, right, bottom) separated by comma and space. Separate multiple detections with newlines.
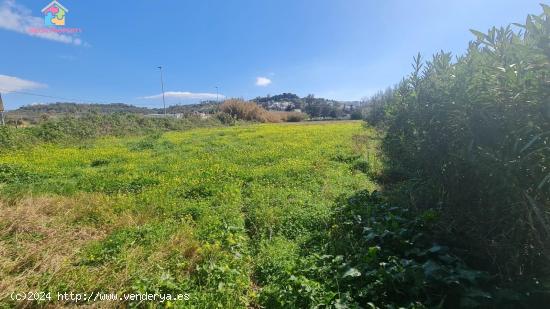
158, 66, 167, 115
0, 92, 5, 126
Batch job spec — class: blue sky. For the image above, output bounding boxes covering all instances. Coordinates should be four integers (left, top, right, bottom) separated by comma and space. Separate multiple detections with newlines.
0, 0, 544, 110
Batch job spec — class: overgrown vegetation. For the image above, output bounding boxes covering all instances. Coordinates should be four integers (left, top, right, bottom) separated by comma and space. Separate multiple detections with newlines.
219, 99, 307, 123
1, 5, 549, 308
0, 122, 373, 307
1, 121, 519, 308
362, 5, 550, 303
0, 113, 223, 150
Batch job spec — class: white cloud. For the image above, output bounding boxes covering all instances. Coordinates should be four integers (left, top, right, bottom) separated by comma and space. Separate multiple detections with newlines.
255, 77, 272, 86
142, 91, 225, 100
0, 0, 84, 45
0, 74, 46, 92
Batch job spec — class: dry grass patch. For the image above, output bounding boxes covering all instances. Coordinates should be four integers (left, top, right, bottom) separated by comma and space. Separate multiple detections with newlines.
220, 99, 283, 123
0, 195, 111, 304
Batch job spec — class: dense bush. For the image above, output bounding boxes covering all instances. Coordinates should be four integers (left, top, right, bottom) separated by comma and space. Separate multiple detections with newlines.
220, 99, 282, 122
215, 112, 236, 125
255, 190, 530, 308
363, 88, 396, 125
328, 191, 498, 308
365, 5, 550, 290
350, 110, 364, 120
0, 126, 36, 149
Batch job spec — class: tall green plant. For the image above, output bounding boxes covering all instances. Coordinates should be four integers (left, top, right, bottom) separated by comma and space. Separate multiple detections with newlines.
374, 5, 550, 286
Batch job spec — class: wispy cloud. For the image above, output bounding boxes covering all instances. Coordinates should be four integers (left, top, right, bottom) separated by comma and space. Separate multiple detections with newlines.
255, 77, 272, 86
0, 0, 84, 45
0, 74, 46, 92
142, 91, 225, 100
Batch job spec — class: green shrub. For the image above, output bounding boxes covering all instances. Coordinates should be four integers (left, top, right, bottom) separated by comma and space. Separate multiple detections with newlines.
0, 127, 16, 148
367, 5, 550, 288
350, 110, 363, 120
0, 126, 36, 150
327, 191, 496, 308
216, 112, 236, 125
255, 191, 506, 308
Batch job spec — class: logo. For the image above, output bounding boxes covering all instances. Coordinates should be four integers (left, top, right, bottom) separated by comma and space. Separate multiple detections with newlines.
28, 1, 81, 35
41, 0, 68, 27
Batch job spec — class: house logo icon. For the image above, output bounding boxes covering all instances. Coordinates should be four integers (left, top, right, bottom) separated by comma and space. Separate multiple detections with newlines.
41, 1, 68, 27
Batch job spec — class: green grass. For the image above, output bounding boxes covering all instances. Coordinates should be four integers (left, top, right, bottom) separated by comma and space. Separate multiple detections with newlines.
0, 121, 380, 308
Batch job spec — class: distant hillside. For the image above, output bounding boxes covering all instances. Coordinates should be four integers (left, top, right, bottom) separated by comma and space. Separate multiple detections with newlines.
15, 102, 153, 115
252, 93, 362, 119
7, 93, 364, 122
7, 101, 222, 122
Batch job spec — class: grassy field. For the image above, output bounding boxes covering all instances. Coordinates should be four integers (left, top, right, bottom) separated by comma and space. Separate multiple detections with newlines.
0, 121, 379, 308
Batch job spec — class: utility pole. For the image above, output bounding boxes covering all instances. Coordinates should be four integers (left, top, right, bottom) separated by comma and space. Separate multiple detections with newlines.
158, 66, 167, 116
215, 86, 219, 102
0, 92, 5, 126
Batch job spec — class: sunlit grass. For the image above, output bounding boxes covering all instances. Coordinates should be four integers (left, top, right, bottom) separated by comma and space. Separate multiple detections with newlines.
0, 121, 380, 307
